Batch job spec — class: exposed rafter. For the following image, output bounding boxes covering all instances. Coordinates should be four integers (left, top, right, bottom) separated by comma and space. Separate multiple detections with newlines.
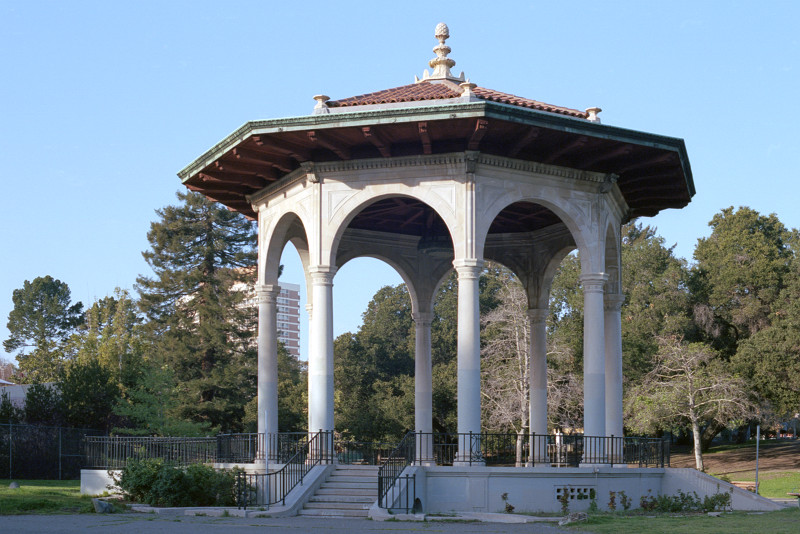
418, 122, 432, 154
252, 135, 311, 162
467, 119, 489, 151
307, 130, 351, 160
361, 126, 392, 157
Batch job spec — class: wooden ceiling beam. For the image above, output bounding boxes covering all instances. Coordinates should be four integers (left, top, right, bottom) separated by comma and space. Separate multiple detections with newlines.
361, 127, 392, 157
213, 160, 277, 181
252, 135, 312, 161
232, 147, 295, 174
199, 171, 264, 191
307, 130, 351, 160
580, 144, 635, 168
508, 127, 540, 158
418, 122, 432, 154
542, 135, 589, 164
615, 151, 677, 173
467, 119, 489, 151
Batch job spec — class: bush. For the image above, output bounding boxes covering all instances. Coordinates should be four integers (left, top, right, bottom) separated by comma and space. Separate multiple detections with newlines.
113, 459, 236, 506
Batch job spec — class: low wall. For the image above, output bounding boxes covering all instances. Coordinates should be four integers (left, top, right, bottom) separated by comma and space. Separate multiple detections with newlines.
423, 466, 662, 514
417, 466, 780, 514
81, 469, 120, 496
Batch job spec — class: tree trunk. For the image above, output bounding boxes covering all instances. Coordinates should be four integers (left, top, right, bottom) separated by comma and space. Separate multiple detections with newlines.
515, 429, 524, 467
691, 417, 704, 472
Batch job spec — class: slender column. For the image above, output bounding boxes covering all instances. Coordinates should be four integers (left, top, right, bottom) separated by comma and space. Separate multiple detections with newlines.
412, 311, 434, 464
307, 266, 336, 435
454, 259, 483, 463
580, 273, 608, 444
256, 284, 280, 463
528, 308, 548, 463
604, 294, 625, 449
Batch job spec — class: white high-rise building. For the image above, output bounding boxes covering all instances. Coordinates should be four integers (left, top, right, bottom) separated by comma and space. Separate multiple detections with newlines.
276, 283, 301, 357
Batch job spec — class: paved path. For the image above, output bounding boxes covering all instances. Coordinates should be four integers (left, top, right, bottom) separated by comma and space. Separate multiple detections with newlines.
0, 513, 577, 534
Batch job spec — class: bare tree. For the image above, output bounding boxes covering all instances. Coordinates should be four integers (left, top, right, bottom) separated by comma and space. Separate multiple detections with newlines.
481, 279, 530, 465
625, 336, 757, 471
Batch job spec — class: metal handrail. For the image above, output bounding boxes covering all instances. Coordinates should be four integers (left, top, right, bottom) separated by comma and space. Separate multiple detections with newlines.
237, 429, 334, 508
377, 431, 416, 509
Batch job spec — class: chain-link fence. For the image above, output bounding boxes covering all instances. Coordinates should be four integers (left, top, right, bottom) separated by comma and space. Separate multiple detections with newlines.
0, 423, 103, 480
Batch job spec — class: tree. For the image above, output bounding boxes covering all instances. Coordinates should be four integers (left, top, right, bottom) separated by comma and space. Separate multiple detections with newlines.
23, 382, 63, 426
625, 336, 757, 471
136, 191, 257, 432
0, 391, 22, 424
691, 207, 795, 354
732, 254, 800, 418
59, 359, 120, 430
113, 362, 209, 436
3, 276, 83, 382
480, 275, 530, 464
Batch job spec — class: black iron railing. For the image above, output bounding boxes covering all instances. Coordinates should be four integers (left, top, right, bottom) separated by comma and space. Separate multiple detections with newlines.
413, 432, 669, 468
84, 435, 217, 469
378, 431, 416, 509
235, 430, 334, 508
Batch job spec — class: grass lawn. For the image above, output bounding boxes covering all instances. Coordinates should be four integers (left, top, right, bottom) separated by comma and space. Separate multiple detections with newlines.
712, 470, 800, 499
0, 480, 97, 515
574, 508, 800, 534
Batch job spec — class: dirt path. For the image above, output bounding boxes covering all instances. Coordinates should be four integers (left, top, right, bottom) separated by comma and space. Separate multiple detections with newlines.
670, 439, 800, 476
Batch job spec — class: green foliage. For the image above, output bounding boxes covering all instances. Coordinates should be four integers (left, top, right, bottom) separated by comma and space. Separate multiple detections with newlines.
136, 190, 257, 432
112, 362, 209, 436
692, 206, 795, 354
639, 489, 731, 513
59, 359, 120, 430
0, 391, 22, 424
618, 490, 631, 510
3, 276, 84, 382
23, 383, 63, 426
113, 458, 236, 506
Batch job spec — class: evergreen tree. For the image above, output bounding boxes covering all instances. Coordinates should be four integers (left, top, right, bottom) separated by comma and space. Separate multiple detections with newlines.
3, 276, 83, 382
136, 190, 257, 432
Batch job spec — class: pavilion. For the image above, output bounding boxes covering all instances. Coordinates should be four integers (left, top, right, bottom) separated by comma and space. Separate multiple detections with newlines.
179, 24, 694, 462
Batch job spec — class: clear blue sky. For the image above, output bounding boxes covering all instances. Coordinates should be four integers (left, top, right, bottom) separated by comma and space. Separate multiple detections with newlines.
2, 1, 798, 365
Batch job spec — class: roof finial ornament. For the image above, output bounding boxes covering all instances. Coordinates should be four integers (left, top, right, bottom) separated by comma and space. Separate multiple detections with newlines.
415, 23, 466, 84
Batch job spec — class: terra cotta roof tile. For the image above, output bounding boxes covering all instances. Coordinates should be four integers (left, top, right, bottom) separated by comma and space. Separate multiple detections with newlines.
327, 81, 588, 119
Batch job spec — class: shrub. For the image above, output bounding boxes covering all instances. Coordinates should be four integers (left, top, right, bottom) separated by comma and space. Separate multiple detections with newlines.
113, 459, 236, 507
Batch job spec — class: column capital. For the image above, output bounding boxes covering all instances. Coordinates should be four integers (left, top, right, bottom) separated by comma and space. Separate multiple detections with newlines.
526, 308, 549, 324
412, 311, 433, 326
452, 258, 484, 278
255, 284, 280, 304
604, 293, 625, 311
579, 272, 608, 293
308, 265, 337, 285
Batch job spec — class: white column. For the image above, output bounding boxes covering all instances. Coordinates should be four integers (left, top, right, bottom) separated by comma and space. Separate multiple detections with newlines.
580, 273, 608, 443
605, 293, 625, 462
454, 259, 483, 463
257, 284, 280, 463
528, 308, 548, 464
307, 266, 336, 434
412, 311, 434, 464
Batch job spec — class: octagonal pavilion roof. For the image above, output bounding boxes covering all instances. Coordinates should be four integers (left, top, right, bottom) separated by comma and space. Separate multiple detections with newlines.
179, 24, 694, 224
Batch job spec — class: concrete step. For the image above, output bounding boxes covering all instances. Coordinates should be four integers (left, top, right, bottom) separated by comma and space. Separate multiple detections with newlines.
321, 481, 375, 489
309, 495, 375, 504
297, 508, 369, 518
327, 475, 378, 483
315, 487, 377, 496
303, 502, 371, 510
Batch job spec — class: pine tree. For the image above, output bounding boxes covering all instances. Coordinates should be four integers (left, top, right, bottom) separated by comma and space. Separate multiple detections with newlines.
136, 191, 257, 432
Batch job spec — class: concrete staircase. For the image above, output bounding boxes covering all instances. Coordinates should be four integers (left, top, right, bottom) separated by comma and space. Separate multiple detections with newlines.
298, 464, 378, 517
